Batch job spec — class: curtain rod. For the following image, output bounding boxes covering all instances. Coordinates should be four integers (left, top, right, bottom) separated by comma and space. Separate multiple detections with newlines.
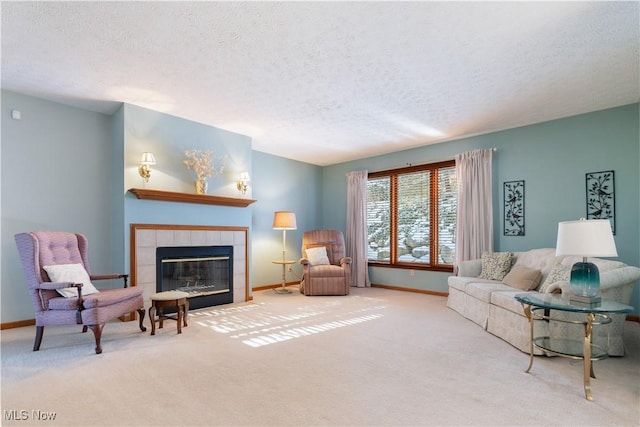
346, 148, 497, 174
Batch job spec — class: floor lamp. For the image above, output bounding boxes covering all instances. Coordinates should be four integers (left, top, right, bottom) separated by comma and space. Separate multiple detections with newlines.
273, 211, 297, 294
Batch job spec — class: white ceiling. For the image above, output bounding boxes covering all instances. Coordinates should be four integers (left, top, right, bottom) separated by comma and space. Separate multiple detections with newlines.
2, 2, 638, 166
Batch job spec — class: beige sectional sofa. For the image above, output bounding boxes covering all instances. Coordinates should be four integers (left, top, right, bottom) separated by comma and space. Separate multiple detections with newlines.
447, 248, 640, 356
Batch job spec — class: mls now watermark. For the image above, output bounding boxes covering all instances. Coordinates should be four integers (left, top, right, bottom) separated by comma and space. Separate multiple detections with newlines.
4, 410, 57, 421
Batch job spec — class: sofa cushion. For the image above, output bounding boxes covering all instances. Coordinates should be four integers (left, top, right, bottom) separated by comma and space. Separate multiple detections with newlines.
466, 281, 515, 303
448, 275, 495, 292
308, 264, 347, 277
490, 290, 531, 315
502, 265, 542, 290
479, 252, 513, 281
539, 263, 571, 293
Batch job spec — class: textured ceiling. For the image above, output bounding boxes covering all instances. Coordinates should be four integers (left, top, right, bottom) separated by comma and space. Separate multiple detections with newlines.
2, 2, 638, 166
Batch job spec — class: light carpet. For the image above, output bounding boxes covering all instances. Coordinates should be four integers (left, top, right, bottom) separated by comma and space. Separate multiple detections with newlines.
1, 287, 639, 426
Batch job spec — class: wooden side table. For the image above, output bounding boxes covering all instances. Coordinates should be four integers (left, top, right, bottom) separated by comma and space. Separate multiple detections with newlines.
149, 291, 189, 335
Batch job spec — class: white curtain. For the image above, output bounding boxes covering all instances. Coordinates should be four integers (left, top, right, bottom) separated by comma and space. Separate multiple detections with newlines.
346, 170, 370, 288
454, 149, 494, 268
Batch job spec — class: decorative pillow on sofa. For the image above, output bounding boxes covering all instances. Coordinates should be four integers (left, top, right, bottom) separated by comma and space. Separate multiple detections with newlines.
478, 252, 513, 281
305, 246, 331, 266
43, 263, 100, 298
502, 265, 542, 291
539, 263, 571, 293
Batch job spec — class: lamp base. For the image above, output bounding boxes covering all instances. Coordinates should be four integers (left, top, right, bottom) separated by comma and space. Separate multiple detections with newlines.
569, 293, 602, 306
569, 261, 600, 298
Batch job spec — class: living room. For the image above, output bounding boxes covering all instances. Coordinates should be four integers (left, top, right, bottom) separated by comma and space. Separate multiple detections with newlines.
1, 2, 639, 425
2, 1, 639, 326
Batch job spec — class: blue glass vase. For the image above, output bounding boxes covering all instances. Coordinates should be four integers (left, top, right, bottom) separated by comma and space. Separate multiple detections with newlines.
569, 261, 600, 297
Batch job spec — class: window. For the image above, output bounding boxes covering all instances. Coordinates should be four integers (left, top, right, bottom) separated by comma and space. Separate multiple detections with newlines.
366, 160, 456, 271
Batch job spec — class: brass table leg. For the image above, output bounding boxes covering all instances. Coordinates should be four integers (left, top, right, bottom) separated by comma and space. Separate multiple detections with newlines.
583, 313, 596, 401
522, 304, 535, 373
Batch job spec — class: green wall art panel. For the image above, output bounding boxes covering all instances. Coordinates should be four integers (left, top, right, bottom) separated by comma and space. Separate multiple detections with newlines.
586, 170, 615, 234
504, 180, 525, 236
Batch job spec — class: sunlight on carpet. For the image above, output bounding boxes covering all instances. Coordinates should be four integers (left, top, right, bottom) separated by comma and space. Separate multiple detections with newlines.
191, 295, 388, 347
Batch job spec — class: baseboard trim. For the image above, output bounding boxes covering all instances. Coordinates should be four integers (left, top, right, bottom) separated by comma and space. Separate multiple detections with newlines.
371, 283, 448, 297
0, 319, 35, 330
252, 281, 300, 292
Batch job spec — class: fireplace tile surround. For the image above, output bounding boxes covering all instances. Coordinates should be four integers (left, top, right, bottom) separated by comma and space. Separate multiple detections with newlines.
131, 224, 249, 308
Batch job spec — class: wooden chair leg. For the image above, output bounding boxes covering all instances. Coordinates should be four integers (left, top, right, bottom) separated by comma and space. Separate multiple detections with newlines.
149, 306, 157, 336
158, 307, 164, 329
33, 326, 44, 351
176, 305, 183, 334
137, 309, 147, 332
87, 324, 104, 354
183, 299, 189, 327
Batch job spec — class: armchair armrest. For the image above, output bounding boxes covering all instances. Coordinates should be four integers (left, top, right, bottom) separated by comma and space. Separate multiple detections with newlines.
600, 267, 640, 291
90, 273, 129, 288
299, 258, 310, 266
543, 281, 571, 294
38, 282, 83, 291
340, 257, 352, 265
38, 282, 84, 316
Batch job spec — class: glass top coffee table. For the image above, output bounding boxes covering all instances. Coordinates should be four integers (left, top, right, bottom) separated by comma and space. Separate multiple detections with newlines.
515, 293, 633, 401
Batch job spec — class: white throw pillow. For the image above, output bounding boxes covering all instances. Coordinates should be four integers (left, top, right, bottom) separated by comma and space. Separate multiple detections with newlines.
539, 263, 571, 293
305, 246, 330, 266
43, 263, 100, 298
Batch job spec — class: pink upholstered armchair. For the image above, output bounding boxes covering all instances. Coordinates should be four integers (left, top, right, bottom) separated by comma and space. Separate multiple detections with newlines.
14, 231, 146, 354
299, 229, 351, 296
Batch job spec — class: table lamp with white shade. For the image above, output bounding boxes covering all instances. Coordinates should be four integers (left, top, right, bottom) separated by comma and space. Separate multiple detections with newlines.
555, 218, 617, 302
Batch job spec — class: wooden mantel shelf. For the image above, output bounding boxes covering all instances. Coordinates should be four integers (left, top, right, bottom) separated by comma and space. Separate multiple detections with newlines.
128, 188, 256, 207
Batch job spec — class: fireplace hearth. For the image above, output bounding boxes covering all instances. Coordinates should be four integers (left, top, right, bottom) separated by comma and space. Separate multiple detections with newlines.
156, 246, 233, 310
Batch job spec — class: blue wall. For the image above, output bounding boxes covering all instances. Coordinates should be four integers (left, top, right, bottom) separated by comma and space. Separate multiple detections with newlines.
251, 151, 322, 285
118, 103, 256, 289
0, 92, 322, 323
2, 89, 638, 323
323, 104, 640, 313
1, 91, 115, 322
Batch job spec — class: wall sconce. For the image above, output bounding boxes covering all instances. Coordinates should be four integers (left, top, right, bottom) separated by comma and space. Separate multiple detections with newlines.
138, 152, 156, 183
236, 172, 250, 195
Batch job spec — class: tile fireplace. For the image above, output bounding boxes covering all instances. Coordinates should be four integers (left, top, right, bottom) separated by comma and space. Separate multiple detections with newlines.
131, 224, 249, 308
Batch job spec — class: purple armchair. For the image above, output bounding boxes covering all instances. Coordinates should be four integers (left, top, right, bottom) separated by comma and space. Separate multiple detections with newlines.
14, 231, 146, 354
299, 229, 351, 296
